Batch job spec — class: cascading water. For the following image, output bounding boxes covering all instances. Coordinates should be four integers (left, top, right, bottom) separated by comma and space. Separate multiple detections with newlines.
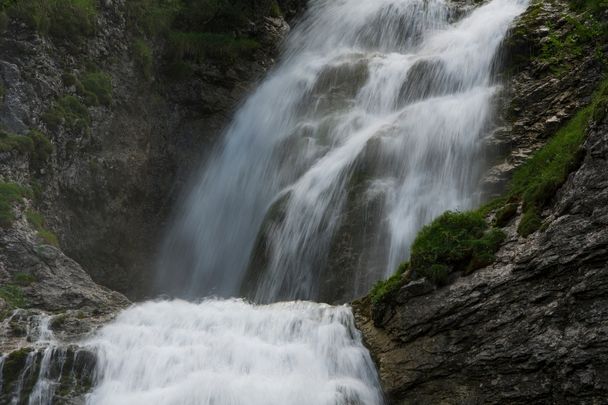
86, 300, 382, 405
2, 1, 531, 404
156, 0, 529, 303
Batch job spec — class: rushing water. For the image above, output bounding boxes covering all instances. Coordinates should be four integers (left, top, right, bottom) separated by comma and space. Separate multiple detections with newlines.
86, 300, 383, 405
3, 1, 530, 404
156, 0, 529, 303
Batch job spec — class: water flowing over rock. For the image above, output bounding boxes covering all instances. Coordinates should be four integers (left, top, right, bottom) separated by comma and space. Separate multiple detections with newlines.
86, 299, 383, 405
157, 0, 529, 303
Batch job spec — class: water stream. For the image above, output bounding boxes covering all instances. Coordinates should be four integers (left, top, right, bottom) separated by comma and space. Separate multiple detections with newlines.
1, 0, 529, 404
156, 0, 528, 303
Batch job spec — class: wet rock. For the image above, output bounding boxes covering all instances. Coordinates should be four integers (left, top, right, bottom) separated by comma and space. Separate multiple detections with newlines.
354, 100, 608, 405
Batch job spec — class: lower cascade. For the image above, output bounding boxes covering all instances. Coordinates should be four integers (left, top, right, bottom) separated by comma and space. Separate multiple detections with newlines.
86, 300, 382, 405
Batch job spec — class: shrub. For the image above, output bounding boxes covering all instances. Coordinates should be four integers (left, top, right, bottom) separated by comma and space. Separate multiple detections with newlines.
410, 211, 505, 283
43, 95, 90, 132
0, 131, 34, 154
494, 203, 518, 227
80, 71, 112, 106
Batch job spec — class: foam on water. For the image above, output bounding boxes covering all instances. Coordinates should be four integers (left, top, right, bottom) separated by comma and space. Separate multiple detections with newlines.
86, 300, 383, 405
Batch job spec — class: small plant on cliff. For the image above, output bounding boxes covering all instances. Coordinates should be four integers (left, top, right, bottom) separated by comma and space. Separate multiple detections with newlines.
0, 131, 34, 154
411, 211, 505, 280
0, 285, 27, 308
0, 182, 30, 227
80, 71, 113, 107
43, 95, 90, 133
371, 213, 506, 303
370, 262, 410, 304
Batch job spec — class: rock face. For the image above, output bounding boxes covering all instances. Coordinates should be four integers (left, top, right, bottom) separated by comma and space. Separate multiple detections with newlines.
0, 1, 296, 298
354, 114, 608, 404
354, 1, 608, 403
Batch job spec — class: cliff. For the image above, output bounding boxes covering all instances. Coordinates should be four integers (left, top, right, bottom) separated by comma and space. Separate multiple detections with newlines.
354, 1, 608, 403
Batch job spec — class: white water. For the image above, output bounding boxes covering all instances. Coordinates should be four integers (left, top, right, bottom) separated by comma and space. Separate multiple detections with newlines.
156, 0, 529, 303
86, 300, 383, 405
14, 1, 530, 404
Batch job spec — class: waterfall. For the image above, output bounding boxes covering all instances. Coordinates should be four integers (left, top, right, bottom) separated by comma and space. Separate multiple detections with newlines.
156, 0, 529, 303
86, 300, 383, 405
3, 1, 530, 404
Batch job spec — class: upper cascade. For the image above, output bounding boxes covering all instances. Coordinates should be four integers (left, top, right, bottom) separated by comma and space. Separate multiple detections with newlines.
156, 0, 529, 303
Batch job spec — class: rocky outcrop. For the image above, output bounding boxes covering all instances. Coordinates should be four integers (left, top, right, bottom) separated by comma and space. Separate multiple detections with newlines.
354, 112, 608, 404
354, 1, 608, 403
0, 0, 297, 298
481, 0, 605, 197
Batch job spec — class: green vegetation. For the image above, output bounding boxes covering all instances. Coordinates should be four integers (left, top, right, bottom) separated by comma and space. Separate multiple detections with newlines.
124, 0, 281, 75
1, 348, 33, 393
0, 0, 97, 44
371, 213, 506, 303
43, 95, 90, 132
0, 183, 30, 227
0, 284, 27, 308
370, 262, 409, 304
509, 78, 608, 236
0, 131, 34, 154
536, 0, 608, 74
411, 212, 505, 279
0, 129, 52, 174
79, 71, 113, 107
13, 272, 36, 286
29, 130, 53, 172
0, 82, 5, 101
26, 209, 59, 247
